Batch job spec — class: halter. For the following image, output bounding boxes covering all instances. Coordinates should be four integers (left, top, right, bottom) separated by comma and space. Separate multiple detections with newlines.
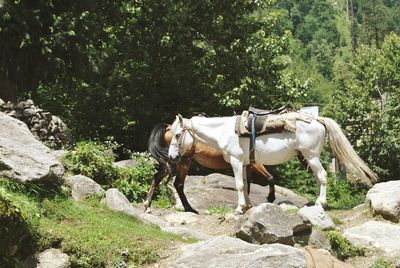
176, 119, 196, 157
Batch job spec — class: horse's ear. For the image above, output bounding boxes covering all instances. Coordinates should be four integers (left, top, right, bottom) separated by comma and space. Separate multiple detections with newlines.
178, 114, 184, 126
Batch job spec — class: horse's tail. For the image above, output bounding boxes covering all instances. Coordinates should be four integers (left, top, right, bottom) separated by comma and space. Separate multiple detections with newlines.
319, 117, 378, 186
148, 123, 170, 168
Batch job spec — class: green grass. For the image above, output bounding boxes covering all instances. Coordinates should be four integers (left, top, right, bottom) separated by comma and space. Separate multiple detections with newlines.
206, 205, 234, 215
1, 180, 186, 267
370, 258, 396, 268
327, 230, 366, 260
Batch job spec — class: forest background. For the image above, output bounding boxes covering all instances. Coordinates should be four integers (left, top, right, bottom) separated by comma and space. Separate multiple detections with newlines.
0, 0, 399, 184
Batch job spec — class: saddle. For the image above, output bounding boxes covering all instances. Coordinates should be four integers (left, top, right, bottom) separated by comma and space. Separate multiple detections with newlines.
235, 106, 314, 163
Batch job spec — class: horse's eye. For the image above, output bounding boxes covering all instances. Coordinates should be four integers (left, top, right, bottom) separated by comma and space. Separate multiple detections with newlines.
175, 133, 180, 139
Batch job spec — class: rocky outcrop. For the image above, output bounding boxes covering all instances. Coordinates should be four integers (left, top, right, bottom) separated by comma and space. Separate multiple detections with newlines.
0, 112, 64, 183
343, 221, 400, 261
174, 173, 309, 211
297, 205, 335, 230
234, 203, 311, 245
102, 189, 210, 241
167, 235, 306, 268
0, 99, 70, 149
366, 180, 400, 222
64, 175, 105, 201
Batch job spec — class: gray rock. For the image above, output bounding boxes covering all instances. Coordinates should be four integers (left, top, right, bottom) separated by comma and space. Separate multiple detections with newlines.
175, 173, 309, 211
24, 248, 70, 268
64, 175, 104, 201
343, 221, 400, 260
0, 112, 64, 183
113, 159, 137, 168
161, 226, 212, 241
234, 203, 311, 245
167, 235, 306, 268
366, 180, 400, 222
50, 150, 68, 163
308, 229, 331, 251
164, 212, 201, 226
101, 188, 168, 227
297, 205, 335, 230
102, 188, 135, 213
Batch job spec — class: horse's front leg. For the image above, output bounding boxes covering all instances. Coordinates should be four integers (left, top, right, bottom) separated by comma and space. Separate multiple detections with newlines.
174, 158, 198, 214
230, 157, 252, 214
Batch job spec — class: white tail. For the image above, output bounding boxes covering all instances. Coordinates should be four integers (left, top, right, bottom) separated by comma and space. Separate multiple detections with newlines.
319, 117, 378, 186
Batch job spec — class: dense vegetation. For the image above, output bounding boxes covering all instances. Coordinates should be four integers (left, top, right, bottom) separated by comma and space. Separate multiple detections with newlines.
0, 0, 399, 196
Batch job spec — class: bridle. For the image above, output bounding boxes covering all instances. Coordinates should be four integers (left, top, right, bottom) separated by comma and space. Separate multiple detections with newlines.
176, 119, 196, 157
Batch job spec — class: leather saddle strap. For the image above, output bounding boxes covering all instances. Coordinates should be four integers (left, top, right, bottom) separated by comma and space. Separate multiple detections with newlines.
249, 111, 257, 163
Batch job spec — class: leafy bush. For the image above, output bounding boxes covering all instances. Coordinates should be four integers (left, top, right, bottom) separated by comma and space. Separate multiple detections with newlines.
112, 152, 175, 206
63, 141, 119, 186
327, 230, 366, 260
112, 152, 158, 203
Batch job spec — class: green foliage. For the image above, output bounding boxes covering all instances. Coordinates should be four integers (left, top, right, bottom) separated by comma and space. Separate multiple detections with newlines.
273, 158, 317, 201
326, 33, 400, 181
327, 230, 366, 260
370, 258, 396, 268
274, 154, 367, 209
64, 141, 119, 186
327, 178, 367, 209
112, 152, 158, 203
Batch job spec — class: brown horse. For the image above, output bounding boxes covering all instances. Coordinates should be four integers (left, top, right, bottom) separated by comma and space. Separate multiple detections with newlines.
144, 123, 275, 213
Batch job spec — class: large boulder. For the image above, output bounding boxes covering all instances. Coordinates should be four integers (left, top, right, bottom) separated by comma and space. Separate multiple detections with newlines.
234, 203, 311, 245
64, 175, 105, 201
0, 112, 64, 183
297, 205, 335, 230
343, 221, 400, 261
175, 173, 309, 211
167, 235, 306, 268
366, 180, 400, 222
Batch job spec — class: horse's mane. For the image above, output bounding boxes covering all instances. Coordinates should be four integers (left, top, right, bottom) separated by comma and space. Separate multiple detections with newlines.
148, 123, 170, 168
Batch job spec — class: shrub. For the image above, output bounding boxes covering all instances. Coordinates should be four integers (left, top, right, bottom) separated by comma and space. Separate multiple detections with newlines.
327, 230, 366, 260
113, 152, 174, 206
63, 141, 119, 186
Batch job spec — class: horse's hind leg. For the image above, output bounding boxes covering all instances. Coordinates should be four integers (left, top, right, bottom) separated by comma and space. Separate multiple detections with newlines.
251, 163, 275, 203
307, 157, 328, 208
144, 167, 169, 213
174, 159, 198, 214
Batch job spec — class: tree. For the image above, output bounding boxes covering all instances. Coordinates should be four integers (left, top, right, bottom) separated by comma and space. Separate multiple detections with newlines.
326, 33, 400, 180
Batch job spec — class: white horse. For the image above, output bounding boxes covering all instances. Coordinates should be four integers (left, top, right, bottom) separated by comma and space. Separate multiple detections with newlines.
168, 113, 378, 214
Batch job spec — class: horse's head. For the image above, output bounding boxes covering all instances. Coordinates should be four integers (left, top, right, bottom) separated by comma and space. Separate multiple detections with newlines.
168, 114, 195, 162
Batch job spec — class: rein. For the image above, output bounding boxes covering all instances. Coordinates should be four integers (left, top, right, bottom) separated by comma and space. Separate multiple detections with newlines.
176, 120, 196, 157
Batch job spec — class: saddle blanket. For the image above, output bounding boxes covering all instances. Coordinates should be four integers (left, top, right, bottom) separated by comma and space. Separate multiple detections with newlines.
235, 111, 314, 137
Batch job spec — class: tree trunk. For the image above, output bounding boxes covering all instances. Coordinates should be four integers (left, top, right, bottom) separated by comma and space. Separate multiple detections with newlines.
0, 75, 17, 102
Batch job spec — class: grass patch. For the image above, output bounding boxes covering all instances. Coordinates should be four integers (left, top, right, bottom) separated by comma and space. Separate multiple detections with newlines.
327, 230, 366, 260
370, 258, 396, 268
0, 180, 185, 267
206, 205, 234, 215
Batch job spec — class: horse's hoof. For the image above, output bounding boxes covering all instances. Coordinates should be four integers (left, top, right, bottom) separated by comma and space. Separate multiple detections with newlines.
185, 208, 199, 214
267, 194, 276, 203
144, 207, 152, 214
